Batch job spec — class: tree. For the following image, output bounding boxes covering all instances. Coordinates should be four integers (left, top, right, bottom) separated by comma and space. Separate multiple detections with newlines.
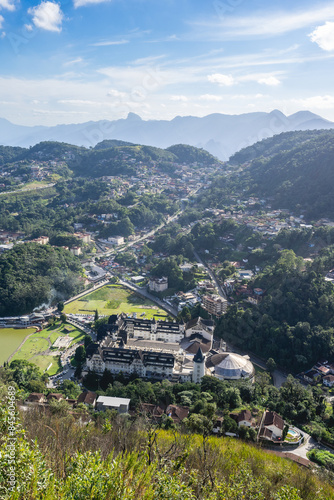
60, 313, 67, 323
94, 309, 99, 322
266, 358, 277, 373
58, 301, 64, 312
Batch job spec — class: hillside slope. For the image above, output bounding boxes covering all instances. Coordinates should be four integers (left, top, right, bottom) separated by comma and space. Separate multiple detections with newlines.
230, 130, 334, 219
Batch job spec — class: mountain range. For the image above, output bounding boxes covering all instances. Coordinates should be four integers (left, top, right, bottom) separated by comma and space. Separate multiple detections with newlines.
1, 110, 333, 160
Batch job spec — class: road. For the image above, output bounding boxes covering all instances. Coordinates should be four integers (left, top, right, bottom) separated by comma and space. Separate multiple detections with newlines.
193, 249, 227, 300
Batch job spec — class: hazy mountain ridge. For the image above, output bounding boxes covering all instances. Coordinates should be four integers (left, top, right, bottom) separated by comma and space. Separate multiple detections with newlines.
1, 110, 333, 160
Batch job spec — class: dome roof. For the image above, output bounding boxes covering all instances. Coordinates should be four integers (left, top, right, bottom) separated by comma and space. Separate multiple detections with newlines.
206, 352, 254, 380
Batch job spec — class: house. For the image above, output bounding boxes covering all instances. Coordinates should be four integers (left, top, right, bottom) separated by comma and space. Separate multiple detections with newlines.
259, 411, 285, 442
165, 404, 189, 424
77, 390, 97, 407
235, 409, 253, 428
323, 375, 334, 387
25, 393, 46, 405
212, 416, 224, 434
96, 396, 130, 413
46, 393, 63, 402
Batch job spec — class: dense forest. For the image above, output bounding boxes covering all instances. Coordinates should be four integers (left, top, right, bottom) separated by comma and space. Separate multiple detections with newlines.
0, 244, 83, 315
216, 248, 334, 372
228, 130, 334, 219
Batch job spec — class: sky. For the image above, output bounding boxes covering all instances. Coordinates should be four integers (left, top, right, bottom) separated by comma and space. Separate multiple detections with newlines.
1, 0, 334, 126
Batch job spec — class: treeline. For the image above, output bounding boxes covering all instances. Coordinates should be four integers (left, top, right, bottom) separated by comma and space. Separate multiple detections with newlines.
0, 243, 83, 315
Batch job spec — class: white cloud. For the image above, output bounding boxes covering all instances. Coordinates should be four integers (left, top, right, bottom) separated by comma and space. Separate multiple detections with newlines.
170, 95, 188, 101
0, 15, 3, 28
199, 94, 222, 101
207, 73, 234, 86
92, 39, 129, 47
292, 95, 334, 110
24, 24, 34, 32
28, 1, 64, 33
107, 89, 126, 98
0, 0, 15, 11
74, 0, 111, 8
58, 99, 100, 105
309, 21, 334, 51
257, 76, 281, 86
63, 57, 84, 67
192, 4, 334, 38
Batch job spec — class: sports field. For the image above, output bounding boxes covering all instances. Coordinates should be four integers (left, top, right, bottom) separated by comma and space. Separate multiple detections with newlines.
0, 328, 36, 365
11, 323, 86, 375
64, 284, 168, 319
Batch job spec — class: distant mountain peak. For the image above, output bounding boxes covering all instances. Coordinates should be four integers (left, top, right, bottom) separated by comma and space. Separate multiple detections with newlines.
126, 112, 142, 121
0, 110, 333, 160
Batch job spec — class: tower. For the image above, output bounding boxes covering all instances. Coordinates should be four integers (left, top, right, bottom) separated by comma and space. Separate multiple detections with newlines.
193, 346, 205, 384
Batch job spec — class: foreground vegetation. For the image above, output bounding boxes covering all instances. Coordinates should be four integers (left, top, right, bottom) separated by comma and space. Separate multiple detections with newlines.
0, 395, 333, 499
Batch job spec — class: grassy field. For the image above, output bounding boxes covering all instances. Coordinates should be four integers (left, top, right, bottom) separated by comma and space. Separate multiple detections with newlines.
0, 328, 36, 365
11, 322, 86, 375
64, 284, 168, 319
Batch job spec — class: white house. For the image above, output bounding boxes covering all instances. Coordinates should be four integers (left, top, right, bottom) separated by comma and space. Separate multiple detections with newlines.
96, 396, 130, 413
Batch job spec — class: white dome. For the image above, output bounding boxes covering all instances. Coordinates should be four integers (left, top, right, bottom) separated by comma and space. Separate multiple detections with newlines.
206, 352, 254, 381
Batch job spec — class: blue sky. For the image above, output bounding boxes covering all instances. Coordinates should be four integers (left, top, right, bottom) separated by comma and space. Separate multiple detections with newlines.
1, 0, 334, 125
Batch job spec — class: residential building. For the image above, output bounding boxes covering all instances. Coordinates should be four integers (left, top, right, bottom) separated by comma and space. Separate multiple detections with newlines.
96, 396, 130, 413
107, 236, 124, 245
149, 276, 168, 292
202, 294, 227, 316
259, 411, 285, 442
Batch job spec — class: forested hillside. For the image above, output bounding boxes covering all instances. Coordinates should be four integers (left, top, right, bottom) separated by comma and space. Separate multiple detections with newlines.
229, 130, 334, 219
216, 248, 334, 372
0, 244, 83, 315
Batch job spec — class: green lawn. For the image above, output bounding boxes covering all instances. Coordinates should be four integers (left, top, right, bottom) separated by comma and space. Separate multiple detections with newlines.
31, 355, 62, 376
0, 328, 36, 365
11, 322, 86, 375
12, 336, 50, 360
64, 284, 168, 319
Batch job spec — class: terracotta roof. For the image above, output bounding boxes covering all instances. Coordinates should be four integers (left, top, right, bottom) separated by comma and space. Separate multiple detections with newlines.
237, 409, 252, 423
166, 405, 189, 422
77, 391, 97, 405
263, 411, 284, 431
26, 393, 45, 403
47, 393, 63, 401
259, 427, 273, 440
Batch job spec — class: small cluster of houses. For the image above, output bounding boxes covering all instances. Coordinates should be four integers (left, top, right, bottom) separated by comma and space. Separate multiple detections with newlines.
25, 390, 288, 445
301, 361, 334, 388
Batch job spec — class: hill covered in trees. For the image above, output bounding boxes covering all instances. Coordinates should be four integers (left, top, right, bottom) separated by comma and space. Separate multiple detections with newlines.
228, 130, 334, 219
0, 243, 83, 315
0, 140, 221, 179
